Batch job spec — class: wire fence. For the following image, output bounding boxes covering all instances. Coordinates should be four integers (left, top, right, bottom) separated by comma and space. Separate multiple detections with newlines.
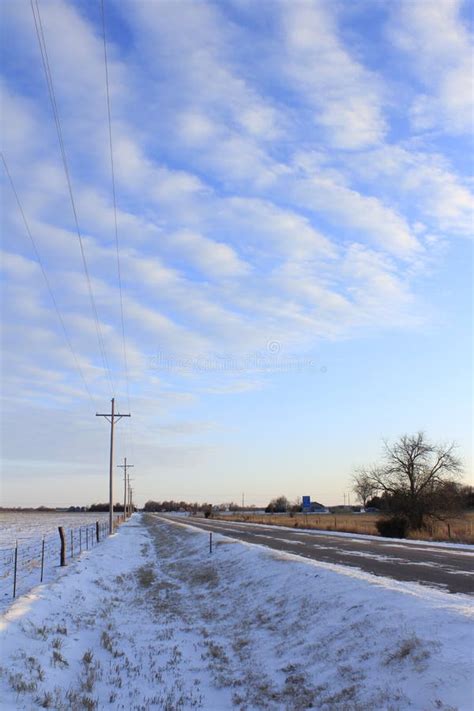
0, 517, 125, 608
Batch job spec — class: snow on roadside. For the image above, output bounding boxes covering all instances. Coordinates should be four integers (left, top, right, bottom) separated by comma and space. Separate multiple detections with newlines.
0, 514, 473, 710
0, 516, 232, 710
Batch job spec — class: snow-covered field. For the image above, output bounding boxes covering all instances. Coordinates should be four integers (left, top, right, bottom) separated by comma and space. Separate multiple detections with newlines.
0, 512, 118, 548
0, 514, 472, 710
0, 513, 117, 610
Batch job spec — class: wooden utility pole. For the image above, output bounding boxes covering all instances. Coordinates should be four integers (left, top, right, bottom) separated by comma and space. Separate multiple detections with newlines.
118, 458, 134, 519
127, 476, 135, 517
96, 398, 130, 534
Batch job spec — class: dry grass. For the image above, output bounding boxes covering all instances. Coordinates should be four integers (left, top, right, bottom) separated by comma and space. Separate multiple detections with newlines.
214, 511, 474, 543
136, 564, 156, 588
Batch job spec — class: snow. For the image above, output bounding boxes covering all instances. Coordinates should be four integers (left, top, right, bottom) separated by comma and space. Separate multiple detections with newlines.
0, 512, 118, 548
0, 514, 473, 710
0, 516, 114, 610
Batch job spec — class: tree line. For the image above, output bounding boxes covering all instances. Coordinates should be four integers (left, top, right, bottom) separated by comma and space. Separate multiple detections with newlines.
87, 503, 136, 513
143, 500, 245, 514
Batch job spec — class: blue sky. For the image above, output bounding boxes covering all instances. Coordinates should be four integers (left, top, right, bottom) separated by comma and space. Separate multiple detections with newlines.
1, 0, 472, 508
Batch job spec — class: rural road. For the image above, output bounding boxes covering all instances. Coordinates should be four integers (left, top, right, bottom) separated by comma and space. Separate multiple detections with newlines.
161, 516, 474, 596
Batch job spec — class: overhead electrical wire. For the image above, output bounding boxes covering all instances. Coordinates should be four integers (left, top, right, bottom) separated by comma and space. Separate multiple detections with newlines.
100, 0, 131, 411
1, 152, 96, 407
30, 0, 115, 397
101, 0, 135, 459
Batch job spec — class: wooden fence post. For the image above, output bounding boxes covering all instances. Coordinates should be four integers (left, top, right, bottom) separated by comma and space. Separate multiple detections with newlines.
13, 542, 18, 598
58, 527, 66, 566
40, 537, 45, 582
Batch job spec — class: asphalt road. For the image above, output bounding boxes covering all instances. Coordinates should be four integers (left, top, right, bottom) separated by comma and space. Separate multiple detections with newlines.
166, 516, 474, 596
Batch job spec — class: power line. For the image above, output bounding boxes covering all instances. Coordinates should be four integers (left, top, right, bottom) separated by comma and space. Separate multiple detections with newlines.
1, 152, 96, 407
30, 0, 115, 397
101, 0, 136, 479
100, 0, 135, 466
100, 0, 130, 412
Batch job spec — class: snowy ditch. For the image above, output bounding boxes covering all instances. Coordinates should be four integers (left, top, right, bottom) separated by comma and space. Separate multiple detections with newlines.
0, 513, 472, 710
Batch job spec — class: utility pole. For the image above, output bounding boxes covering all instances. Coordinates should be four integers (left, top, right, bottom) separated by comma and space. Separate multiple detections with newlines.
241, 492, 245, 510
118, 458, 134, 519
126, 477, 134, 518
96, 398, 130, 534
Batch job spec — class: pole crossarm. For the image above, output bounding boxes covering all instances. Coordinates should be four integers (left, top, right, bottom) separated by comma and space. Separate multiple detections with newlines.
96, 414, 130, 421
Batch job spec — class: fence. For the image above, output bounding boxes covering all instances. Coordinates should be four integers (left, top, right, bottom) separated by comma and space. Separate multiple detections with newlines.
0, 517, 124, 607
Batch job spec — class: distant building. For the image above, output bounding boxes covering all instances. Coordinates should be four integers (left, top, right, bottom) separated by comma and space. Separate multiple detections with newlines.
302, 496, 329, 513
310, 501, 329, 513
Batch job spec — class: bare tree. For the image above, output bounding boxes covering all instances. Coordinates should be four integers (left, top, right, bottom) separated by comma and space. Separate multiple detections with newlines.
357, 432, 462, 530
265, 496, 290, 513
352, 469, 378, 507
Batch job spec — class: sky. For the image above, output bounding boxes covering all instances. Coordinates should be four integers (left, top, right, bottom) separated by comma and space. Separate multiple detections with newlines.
0, 0, 472, 508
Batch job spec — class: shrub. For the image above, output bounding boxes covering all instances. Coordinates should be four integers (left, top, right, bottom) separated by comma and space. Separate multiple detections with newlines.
376, 516, 409, 538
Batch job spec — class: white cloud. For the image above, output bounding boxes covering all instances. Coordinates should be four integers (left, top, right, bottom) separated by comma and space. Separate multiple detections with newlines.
349, 145, 473, 237
221, 196, 336, 260
287, 154, 421, 257
341, 243, 421, 328
126, 0, 282, 142
0, 250, 39, 280
281, 0, 386, 149
0, 82, 41, 161
166, 230, 251, 279
389, 0, 473, 134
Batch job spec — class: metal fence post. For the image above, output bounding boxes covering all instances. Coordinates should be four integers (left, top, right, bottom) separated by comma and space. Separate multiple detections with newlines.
86, 526, 89, 550
40, 537, 45, 582
209, 532, 213, 554
96, 521, 100, 543
70, 529, 74, 558
13, 542, 18, 598
79, 528, 82, 554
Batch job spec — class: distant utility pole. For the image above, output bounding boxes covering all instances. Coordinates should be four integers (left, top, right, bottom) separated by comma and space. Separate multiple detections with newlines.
241, 492, 245, 509
96, 398, 130, 534
126, 477, 135, 518
118, 458, 134, 519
